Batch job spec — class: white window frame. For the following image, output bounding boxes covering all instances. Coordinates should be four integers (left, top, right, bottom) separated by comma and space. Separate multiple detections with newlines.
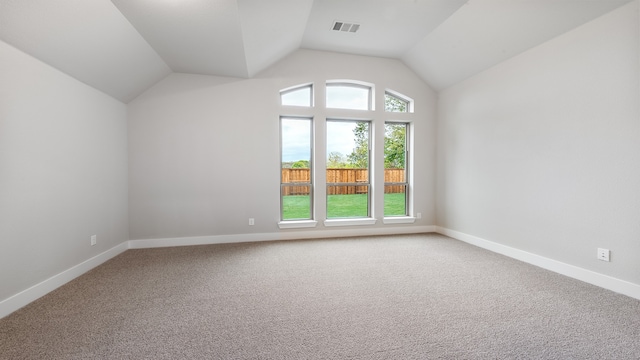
278, 116, 317, 228
278, 82, 418, 228
384, 89, 414, 113
325, 119, 372, 220
383, 121, 410, 218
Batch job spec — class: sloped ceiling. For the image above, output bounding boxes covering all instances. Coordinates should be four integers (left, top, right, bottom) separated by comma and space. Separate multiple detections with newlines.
0, 0, 633, 103
403, 0, 637, 90
0, 0, 172, 103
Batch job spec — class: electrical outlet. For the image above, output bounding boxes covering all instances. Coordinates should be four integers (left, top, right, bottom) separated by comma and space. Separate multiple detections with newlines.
90, 235, 97, 246
416, 212, 422, 219
249, 218, 255, 226
597, 248, 610, 262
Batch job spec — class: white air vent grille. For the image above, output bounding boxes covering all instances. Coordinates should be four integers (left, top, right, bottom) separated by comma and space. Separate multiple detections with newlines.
332, 21, 360, 33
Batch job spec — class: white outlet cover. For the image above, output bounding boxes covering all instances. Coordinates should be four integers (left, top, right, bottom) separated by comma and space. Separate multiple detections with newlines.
597, 248, 610, 262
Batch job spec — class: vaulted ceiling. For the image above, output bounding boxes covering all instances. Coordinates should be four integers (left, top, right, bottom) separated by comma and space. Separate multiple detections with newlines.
0, 0, 633, 102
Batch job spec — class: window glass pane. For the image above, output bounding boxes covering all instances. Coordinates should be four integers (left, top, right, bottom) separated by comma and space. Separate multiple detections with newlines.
281, 86, 311, 107
326, 121, 369, 170
281, 118, 311, 169
281, 118, 312, 221
385, 92, 410, 112
384, 123, 406, 169
281, 185, 311, 220
384, 185, 406, 216
384, 122, 408, 217
326, 84, 370, 110
326, 120, 370, 218
327, 186, 369, 218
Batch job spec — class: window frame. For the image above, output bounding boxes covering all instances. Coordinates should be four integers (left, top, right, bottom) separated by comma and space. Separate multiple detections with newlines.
279, 116, 314, 222
384, 90, 413, 113
383, 121, 410, 217
325, 119, 372, 219
278, 82, 417, 228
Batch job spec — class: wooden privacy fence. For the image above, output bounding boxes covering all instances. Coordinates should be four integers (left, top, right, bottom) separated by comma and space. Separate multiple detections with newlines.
281, 168, 405, 196
281, 168, 311, 196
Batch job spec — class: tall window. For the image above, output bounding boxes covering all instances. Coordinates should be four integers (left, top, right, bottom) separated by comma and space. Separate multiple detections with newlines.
326, 120, 370, 218
280, 117, 313, 220
279, 82, 415, 226
384, 122, 409, 216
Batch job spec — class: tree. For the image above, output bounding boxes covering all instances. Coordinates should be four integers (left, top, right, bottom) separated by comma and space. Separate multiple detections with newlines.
384, 124, 406, 169
291, 160, 309, 168
385, 94, 408, 112
345, 121, 405, 169
347, 122, 369, 168
327, 152, 346, 168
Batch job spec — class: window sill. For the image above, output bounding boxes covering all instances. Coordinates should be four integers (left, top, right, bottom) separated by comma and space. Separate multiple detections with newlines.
382, 216, 416, 224
324, 218, 377, 227
278, 220, 318, 229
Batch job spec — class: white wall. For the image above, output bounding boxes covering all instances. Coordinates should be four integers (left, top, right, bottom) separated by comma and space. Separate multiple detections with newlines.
128, 50, 437, 242
437, 2, 640, 285
0, 40, 129, 303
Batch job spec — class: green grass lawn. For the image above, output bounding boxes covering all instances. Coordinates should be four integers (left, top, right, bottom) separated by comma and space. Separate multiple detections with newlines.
282, 193, 406, 220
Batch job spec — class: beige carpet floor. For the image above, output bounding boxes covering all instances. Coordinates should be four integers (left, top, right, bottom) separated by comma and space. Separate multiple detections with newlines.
1, 233, 639, 359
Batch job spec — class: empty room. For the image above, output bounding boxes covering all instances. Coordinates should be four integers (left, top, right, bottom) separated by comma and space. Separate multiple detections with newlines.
1, 0, 639, 358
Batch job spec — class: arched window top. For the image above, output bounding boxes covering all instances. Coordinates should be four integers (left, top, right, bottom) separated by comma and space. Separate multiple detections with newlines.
280, 82, 414, 113
385, 90, 413, 113
281, 84, 313, 107
326, 80, 373, 111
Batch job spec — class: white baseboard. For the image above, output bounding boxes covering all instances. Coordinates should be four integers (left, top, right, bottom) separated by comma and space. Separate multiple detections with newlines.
24, 225, 632, 320
436, 226, 640, 301
0, 242, 129, 319
129, 225, 436, 249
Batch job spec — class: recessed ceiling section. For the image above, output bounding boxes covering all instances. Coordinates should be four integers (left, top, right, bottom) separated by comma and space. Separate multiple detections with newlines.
403, 0, 635, 91
1, 0, 635, 101
301, 0, 468, 58
111, 0, 249, 78
0, 0, 171, 102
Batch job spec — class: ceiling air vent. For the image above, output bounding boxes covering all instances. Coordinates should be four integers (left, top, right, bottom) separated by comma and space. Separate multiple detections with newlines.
332, 21, 360, 33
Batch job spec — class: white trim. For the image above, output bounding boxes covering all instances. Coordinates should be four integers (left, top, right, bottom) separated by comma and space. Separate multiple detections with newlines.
324, 218, 377, 227
383, 216, 416, 224
5, 226, 637, 321
0, 242, 129, 319
129, 225, 435, 249
435, 226, 640, 301
278, 220, 318, 229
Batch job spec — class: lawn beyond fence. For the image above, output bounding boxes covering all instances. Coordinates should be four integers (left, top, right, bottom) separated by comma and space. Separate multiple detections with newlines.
282, 168, 405, 196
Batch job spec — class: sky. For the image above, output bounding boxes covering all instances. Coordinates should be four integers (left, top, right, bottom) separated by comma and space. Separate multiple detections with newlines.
281, 119, 358, 163
281, 118, 311, 162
